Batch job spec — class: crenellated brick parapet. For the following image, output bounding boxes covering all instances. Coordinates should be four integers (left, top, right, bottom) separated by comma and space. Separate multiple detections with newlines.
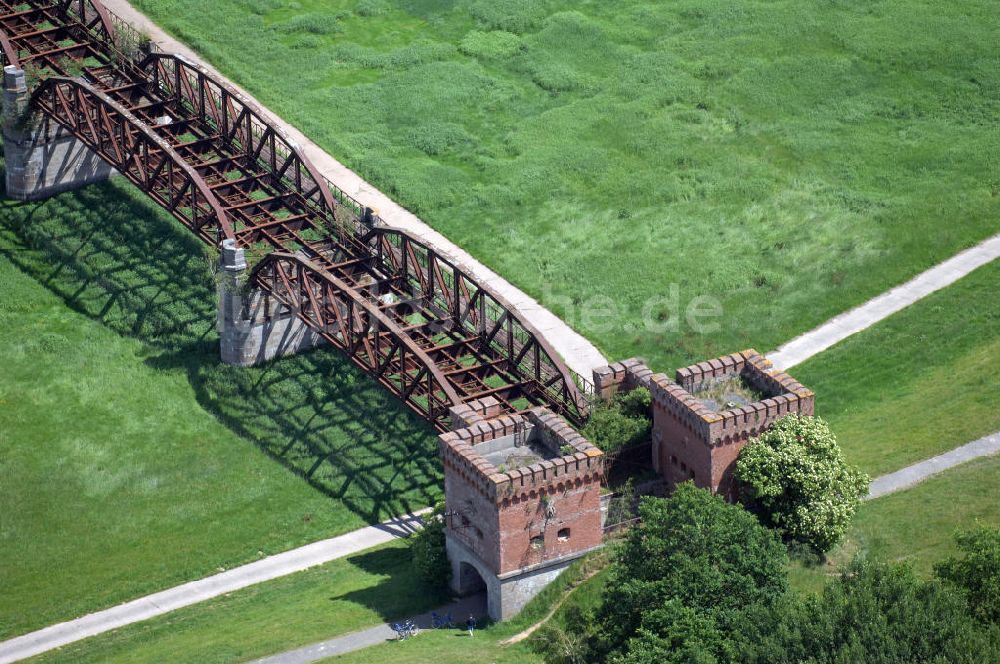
449, 396, 504, 430
439, 408, 604, 506
593, 357, 655, 401
650, 349, 814, 499
649, 372, 716, 439
439, 406, 605, 605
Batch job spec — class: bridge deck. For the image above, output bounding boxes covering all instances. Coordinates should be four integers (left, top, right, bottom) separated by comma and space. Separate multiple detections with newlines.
0, 1, 589, 430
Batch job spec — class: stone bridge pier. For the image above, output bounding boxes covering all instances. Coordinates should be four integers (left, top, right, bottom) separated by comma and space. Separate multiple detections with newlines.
217, 240, 326, 366
2, 66, 114, 200
2, 65, 320, 368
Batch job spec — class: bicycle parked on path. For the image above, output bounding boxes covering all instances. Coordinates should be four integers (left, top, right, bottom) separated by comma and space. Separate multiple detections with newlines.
392, 619, 420, 641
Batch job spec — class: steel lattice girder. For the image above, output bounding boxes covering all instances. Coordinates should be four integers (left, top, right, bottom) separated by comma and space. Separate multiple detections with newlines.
250, 252, 464, 426
33, 76, 237, 244
138, 53, 342, 223
0, 0, 116, 70
364, 228, 590, 425
0, 0, 590, 431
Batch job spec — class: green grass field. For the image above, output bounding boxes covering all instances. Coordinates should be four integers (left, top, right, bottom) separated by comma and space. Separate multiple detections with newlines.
27, 543, 611, 664
30, 540, 444, 664
789, 454, 1000, 594
0, 174, 439, 639
4, 0, 1000, 653
132, 0, 999, 370
792, 261, 1000, 475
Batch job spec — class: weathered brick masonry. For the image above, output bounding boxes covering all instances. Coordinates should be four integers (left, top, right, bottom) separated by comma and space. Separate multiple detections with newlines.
593, 350, 814, 499
439, 403, 604, 620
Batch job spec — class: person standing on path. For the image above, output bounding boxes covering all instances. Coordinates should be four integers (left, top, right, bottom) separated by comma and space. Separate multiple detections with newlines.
466, 615, 476, 637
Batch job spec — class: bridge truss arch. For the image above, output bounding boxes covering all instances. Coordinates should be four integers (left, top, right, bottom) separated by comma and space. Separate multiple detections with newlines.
32, 76, 236, 244
0, 0, 590, 431
250, 252, 465, 424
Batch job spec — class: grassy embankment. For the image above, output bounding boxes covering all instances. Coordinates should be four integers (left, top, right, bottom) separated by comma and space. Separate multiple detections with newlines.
789, 454, 1000, 594
133, 0, 999, 370
793, 261, 1000, 476
0, 174, 439, 639
30, 540, 445, 664
32, 546, 611, 664
7, 0, 1000, 651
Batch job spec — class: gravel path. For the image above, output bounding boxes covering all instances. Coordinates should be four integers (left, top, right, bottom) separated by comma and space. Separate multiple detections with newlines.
249, 594, 487, 664
768, 233, 1000, 371
100, 0, 607, 380
867, 431, 1000, 500
4, 437, 995, 664
0, 512, 427, 664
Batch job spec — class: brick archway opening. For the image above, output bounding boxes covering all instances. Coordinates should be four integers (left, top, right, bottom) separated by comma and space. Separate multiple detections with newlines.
457, 561, 487, 595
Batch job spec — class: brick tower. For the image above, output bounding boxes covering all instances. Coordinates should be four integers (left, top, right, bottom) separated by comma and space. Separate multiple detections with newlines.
593, 350, 814, 500
438, 401, 604, 620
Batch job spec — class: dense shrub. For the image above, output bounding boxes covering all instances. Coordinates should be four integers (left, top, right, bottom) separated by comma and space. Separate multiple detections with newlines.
530, 62, 587, 93
936, 525, 1000, 625
239, 0, 281, 16
332, 40, 456, 70
405, 122, 474, 157
581, 387, 651, 454
411, 503, 451, 591
558, 485, 1000, 664
355, 0, 388, 17
733, 558, 1000, 663
593, 484, 788, 660
272, 13, 341, 36
736, 415, 869, 553
470, 0, 548, 34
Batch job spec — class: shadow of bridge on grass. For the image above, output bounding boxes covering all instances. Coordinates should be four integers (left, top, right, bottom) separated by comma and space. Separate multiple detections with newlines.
329, 545, 452, 624
0, 169, 442, 525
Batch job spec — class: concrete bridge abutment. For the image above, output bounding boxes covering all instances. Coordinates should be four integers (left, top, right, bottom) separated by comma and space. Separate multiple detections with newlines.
217, 240, 326, 366
2, 66, 114, 200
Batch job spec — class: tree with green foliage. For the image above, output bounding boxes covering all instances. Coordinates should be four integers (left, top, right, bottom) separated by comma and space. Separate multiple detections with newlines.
936, 525, 1000, 625
581, 387, 652, 454
411, 503, 450, 591
593, 483, 787, 660
735, 415, 868, 553
609, 601, 723, 664
733, 557, 1000, 663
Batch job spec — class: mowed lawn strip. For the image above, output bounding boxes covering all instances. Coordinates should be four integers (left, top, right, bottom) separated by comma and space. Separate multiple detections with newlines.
132, 0, 1000, 370
0, 176, 439, 639
29, 540, 442, 664
326, 552, 610, 664
789, 454, 1000, 594
793, 261, 1000, 476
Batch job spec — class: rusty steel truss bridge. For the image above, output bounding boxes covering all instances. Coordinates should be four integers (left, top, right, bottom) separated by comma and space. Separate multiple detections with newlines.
0, 0, 590, 431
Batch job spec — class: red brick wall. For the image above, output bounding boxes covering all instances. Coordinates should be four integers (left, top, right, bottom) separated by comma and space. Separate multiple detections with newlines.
442, 455, 503, 571
440, 410, 604, 577
649, 351, 815, 498
496, 475, 602, 574
653, 413, 713, 491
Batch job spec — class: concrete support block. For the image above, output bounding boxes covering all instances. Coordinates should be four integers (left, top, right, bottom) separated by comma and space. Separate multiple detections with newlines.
3, 66, 114, 200
217, 239, 326, 366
